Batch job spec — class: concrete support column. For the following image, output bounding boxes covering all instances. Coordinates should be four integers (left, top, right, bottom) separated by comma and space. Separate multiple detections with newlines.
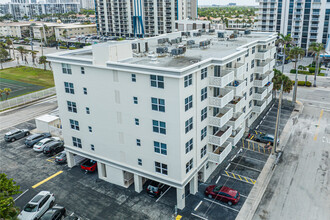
66, 151, 74, 168
189, 173, 198, 195
134, 174, 143, 193
176, 187, 185, 210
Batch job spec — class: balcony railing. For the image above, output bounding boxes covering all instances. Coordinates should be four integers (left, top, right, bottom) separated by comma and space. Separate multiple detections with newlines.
208, 142, 232, 164
253, 88, 268, 101
209, 88, 234, 109
256, 49, 271, 60
232, 63, 244, 79
227, 80, 246, 97
227, 96, 245, 113
228, 112, 245, 130
268, 70, 274, 80
266, 93, 273, 105
266, 82, 273, 93
256, 58, 274, 74
228, 124, 245, 146
252, 100, 267, 113
209, 69, 234, 88
209, 107, 233, 128
254, 74, 269, 87
208, 126, 233, 147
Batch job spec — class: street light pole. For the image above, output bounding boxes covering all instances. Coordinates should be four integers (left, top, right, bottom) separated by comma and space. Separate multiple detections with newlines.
273, 83, 283, 155
281, 46, 285, 73
292, 54, 300, 104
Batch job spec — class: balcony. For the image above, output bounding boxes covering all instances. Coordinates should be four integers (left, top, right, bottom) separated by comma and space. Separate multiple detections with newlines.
294, 17, 301, 21
208, 126, 233, 147
228, 124, 245, 146
270, 46, 276, 55
268, 70, 274, 80
208, 142, 232, 164
256, 49, 271, 60
266, 82, 273, 93
232, 63, 244, 79
227, 96, 245, 113
256, 59, 274, 74
253, 88, 268, 101
266, 93, 273, 105
228, 112, 245, 130
209, 69, 234, 88
310, 35, 317, 39
313, 0, 321, 3
209, 88, 234, 109
227, 80, 246, 97
310, 23, 319, 27
270, 59, 275, 68
310, 30, 318, 33
209, 107, 233, 128
311, 18, 319, 21
253, 100, 267, 113
254, 74, 269, 87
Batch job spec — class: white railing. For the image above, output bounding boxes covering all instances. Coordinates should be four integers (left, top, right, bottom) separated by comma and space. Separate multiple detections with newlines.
209, 70, 234, 88
208, 126, 233, 147
269, 59, 276, 68
268, 70, 274, 80
228, 124, 245, 146
208, 142, 232, 164
255, 50, 271, 60
267, 82, 274, 93
228, 112, 245, 130
233, 63, 244, 79
227, 80, 246, 97
228, 96, 245, 113
0, 87, 56, 111
252, 101, 267, 113
253, 88, 268, 101
266, 94, 273, 105
254, 76, 269, 87
209, 89, 234, 109
209, 107, 233, 128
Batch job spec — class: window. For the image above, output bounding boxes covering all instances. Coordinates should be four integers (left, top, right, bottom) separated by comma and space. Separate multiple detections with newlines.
201, 87, 207, 101
155, 162, 168, 175
83, 87, 87, 95
91, 144, 95, 151
185, 95, 193, 111
136, 139, 141, 146
185, 117, 193, 133
133, 97, 138, 104
250, 74, 253, 82
131, 74, 136, 82
245, 50, 249, 57
154, 141, 167, 155
185, 138, 193, 153
81, 67, 85, 74
70, 119, 79, 130
150, 75, 164, 88
88, 126, 92, 132
151, 98, 165, 112
138, 159, 142, 166
186, 159, 193, 173
251, 60, 255, 68
246, 63, 249, 72
135, 118, 139, 125
250, 87, 253, 96
64, 82, 74, 94
86, 107, 90, 114
152, 120, 166, 134
201, 126, 207, 140
252, 46, 255, 54
201, 68, 207, 80
237, 57, 241, 62
243, 106, 246, 113
62, 63, 72, 74
201, 107, 207, 121
184, 74, 193, 87
67, 101, 77, 113
201, 145, 207, 158
72, 137, 82, 148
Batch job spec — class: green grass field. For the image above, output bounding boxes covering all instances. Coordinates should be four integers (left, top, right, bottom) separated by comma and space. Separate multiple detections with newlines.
0, 66, 54, 88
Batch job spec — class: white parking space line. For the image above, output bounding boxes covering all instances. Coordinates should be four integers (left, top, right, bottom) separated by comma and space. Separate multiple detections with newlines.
194, 201, 203, 211
155, 186, 171, 202
204, 198, 240, 212
230, 162, 262, 172
215, 176, 221, 184
70, 212, 75, 216
239, 155, 267, 163
14, 189, 29, 201
258, 124, 276, 130
240, 194, 248, 198
191, 212, 208, 220
225, 164, 230, 170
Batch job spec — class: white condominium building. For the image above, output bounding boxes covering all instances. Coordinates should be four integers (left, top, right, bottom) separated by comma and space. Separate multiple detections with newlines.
94, 0, 198, 38
256, 0, 330, 50
47, 30, 277, 209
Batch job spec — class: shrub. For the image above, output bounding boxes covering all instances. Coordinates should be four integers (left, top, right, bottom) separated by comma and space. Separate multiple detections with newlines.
292, 80, 312, 87
69, 47, 77, 50
298, 65, 307, 70
305, 81, 312, 87
59, 46, 67, 49
290, 69, 297, 73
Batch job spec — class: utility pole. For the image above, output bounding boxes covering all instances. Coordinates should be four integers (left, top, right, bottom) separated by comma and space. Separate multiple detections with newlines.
292, 54, 300, 104
281, 46, 285, 74
273, 83, 283, 155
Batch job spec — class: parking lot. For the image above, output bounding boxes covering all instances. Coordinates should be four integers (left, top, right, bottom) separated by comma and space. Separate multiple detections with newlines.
179, 100, 294, 220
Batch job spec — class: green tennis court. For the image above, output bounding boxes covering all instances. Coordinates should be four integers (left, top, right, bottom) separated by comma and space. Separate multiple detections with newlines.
0, 78, 45, 99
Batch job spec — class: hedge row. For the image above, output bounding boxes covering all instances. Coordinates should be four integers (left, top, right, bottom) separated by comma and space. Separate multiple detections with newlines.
292, 80, 312, 87
290, 69, 325, 76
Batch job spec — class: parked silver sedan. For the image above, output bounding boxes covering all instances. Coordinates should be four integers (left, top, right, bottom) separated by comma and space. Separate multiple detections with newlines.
4, 128, 30, 142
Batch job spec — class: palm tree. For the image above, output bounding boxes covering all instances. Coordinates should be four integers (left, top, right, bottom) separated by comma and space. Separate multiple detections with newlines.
39, 56, 48, 70
308, 42, 325, 87
272, 69, 293, 98
16, 46, 25, 61
3, 88, 12, 100
0, 48, 9, 69
0, 89, 3, 101
30, 50, 37, 66
5, 38, 12, 58
277, 34, 294, 74
288, 46, 305, 104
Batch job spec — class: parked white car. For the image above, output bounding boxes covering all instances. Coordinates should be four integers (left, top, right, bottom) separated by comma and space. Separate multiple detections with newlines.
33, 137, 61, 152
19, 191, 55, 220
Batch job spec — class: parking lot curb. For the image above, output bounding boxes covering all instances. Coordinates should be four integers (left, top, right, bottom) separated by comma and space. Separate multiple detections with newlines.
236, 101, 304, 220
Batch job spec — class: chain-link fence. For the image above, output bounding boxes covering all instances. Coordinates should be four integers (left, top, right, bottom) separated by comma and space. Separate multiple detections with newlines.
0, 87, 56, 111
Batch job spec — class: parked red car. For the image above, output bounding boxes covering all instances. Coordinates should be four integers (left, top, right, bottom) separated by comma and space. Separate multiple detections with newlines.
80, 159, 97, 172
204, 185, 240, 205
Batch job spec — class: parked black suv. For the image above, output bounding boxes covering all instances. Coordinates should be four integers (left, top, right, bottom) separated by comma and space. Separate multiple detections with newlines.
43, 141, 64, 156
146, 181, 165, 197
25, 133, 51, 147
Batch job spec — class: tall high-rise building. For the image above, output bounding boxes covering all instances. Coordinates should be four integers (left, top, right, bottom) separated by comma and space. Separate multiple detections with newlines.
95, 0, 198, 37
256, 0, 330, 49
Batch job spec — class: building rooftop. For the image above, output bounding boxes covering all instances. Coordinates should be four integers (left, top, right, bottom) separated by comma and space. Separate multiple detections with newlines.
48, 30, 276, 71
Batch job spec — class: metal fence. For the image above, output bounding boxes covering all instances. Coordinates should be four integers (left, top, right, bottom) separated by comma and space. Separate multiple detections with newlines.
0, 87, 56, 111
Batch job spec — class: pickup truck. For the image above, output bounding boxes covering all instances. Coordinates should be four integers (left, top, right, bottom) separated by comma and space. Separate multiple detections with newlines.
80, 159, 97, 172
